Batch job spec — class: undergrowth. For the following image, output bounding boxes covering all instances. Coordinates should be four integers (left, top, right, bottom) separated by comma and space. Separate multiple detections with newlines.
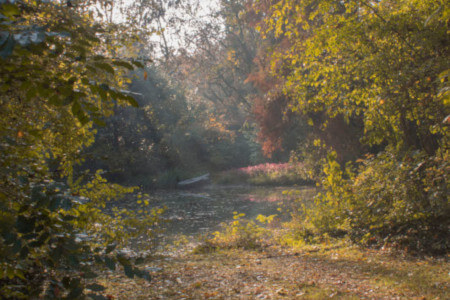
214, 163, 312, 186
193, 213, 276, 252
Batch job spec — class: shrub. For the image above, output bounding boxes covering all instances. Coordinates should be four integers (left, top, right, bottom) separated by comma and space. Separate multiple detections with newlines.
207, 213, 276, 249
0, 178, 163, 298
349, 150, 449, 253
305, 152, 353, 237
296, 149, 449, 254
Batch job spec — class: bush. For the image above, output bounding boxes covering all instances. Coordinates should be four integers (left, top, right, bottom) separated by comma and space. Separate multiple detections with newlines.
295, 149, 449, 254
349, 150, 449, 253
206, 213, 275, 250
0, 172, 164, 298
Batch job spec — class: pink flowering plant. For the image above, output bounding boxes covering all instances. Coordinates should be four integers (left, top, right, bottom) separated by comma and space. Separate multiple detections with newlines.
215, 163, 311, 186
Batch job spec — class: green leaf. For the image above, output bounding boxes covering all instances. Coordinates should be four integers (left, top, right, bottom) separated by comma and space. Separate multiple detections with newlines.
89, 83, 99, 95
63, 215, 77, 221
2, 4, 20, 18
63, 94, 75, 105
48, 95, 62, 106
131, 60, 145, 68
65, 238, 81, 251
25, 86, 38, 100
112, 61, 134, 70
94, 255, 103, 264
85, 33, 101, 43
72, 101, 82, 115
86, 65, 98, 74
125, 95, 139, 107
71, 101, 89, 124
98, 88, 108, 102
28, 129, 42, 138
94, 62, 115, 74
93, 55, 105, 61
72, 45, 87, 56
22, 233, 38, 240
93, 118, 106, 127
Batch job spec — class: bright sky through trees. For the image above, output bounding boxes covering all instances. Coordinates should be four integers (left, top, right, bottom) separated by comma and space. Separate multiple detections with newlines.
99, 0, 222, 57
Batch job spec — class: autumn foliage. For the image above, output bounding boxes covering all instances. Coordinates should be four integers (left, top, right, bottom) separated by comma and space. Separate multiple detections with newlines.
246, 0, 449, 253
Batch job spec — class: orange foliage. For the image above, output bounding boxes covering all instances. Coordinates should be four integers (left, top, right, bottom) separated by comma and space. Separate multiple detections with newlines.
252, 94, 289, 157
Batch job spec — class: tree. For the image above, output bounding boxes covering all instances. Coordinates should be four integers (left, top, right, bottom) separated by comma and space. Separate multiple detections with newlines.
245, 0, 367, 163
0, 0, 158, 297
248, 0, 449, 252
163, 0, 267, 165
253, 0, 448, 155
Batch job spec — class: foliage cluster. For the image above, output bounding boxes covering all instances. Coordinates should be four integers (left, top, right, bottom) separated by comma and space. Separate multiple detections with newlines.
159, 0, 269, 170
205, 213, 275, 250
80, 0, 280, 188
284, 149, 449, 254
0, 0, 163, 298
247, 0, 449, 253
84, 65, 261, 189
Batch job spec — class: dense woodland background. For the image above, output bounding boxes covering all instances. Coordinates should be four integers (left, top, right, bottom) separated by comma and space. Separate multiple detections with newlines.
0, 0, 448, 298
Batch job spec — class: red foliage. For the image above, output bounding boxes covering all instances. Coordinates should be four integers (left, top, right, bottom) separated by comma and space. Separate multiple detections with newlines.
245, 33, 291, 157
252, 94, 289, 157
246, 0, 365, 161
244, 0, 299, 158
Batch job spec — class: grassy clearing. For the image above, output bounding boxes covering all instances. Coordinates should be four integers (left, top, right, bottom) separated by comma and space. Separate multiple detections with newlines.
97, 187, 448, 299
98, 240, 449, 299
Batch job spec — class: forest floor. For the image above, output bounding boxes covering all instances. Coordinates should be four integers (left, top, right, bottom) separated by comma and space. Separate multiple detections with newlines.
98, 242, 449, 299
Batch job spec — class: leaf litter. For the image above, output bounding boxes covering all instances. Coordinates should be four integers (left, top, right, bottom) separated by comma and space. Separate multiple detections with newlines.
98, 243, 449, 299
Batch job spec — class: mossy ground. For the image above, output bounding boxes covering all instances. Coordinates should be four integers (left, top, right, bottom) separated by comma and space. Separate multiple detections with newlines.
98, 242, 449, 299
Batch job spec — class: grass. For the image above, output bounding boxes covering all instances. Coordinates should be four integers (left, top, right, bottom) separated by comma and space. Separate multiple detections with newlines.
96, 187, 448, 299
214, 163, 312, 186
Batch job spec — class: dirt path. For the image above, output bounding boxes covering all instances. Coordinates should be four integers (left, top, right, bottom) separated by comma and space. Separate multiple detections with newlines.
99, 246, 449, 299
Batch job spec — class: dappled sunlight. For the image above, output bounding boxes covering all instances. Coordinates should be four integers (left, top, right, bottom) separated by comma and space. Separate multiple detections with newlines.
97, 245, 449, 299
114, 186, 315, 242
1, 0, 447, 298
